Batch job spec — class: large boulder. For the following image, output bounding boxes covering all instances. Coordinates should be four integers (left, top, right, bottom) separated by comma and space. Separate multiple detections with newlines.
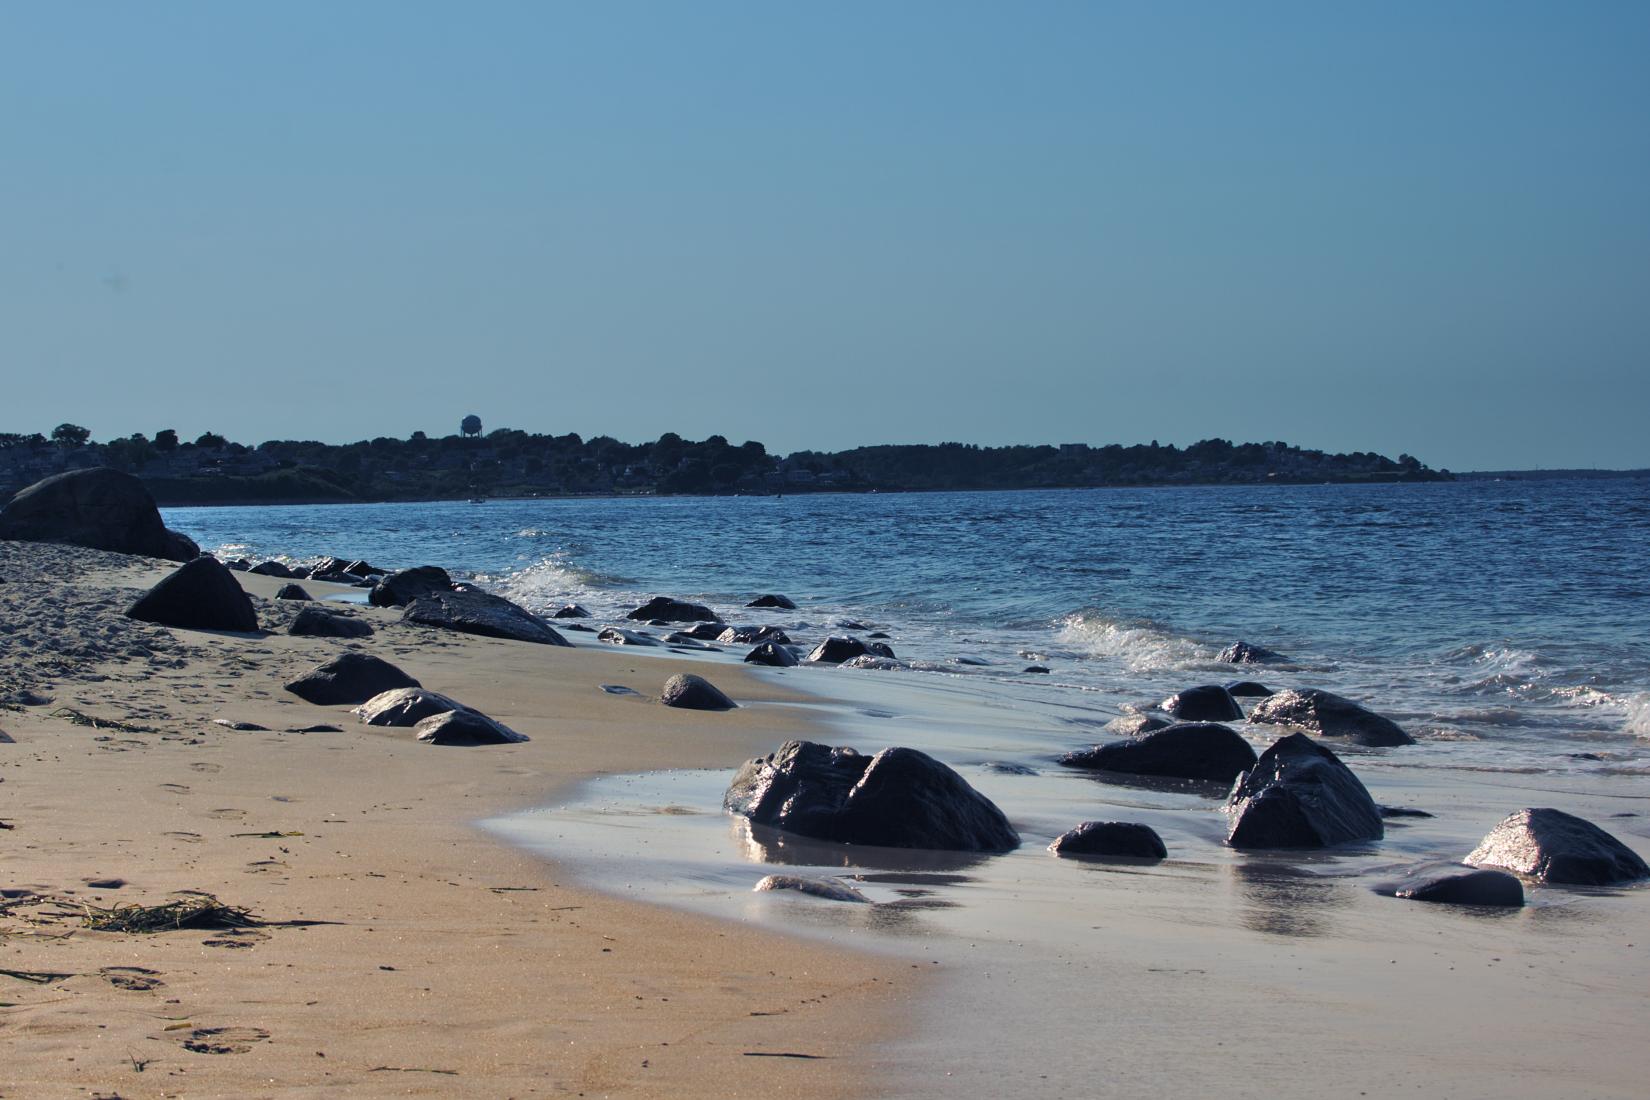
0, 468, 198, 561
1465, 808, 1649, 886
725, 740, 1019, 852
1059, 722, 1257, 783
1219, 640, 1288, 665
369, 565, 453, 608
626, 596, 719, 623
747, 594, 797, 610
660, 674, 736, 710
1224, 733, 1384, 849
353, 687, 470, 727
1248, 689, 1413, 747
807, 636, 870, 664
413, 709, 527, 745
403, 589, 571, 646
1049, 821, 1167, 860
287, 607, 374, 638
285, 653, 420, 705
1161, 685, 1244, 722
745, 642, 799, 667
125, 556, 258, 632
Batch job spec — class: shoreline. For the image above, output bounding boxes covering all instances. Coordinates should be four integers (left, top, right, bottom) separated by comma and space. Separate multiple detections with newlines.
0, 544, 915, 1097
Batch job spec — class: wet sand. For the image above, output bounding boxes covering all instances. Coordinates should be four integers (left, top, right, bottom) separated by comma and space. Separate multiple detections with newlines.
0, 542, 910, 1097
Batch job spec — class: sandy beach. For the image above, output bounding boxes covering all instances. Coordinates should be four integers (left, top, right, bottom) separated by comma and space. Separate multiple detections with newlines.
0, 542, 910, 1098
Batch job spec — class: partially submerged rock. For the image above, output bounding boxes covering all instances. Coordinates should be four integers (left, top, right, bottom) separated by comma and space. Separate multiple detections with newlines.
660, 674, 736, 710
249, 560, 295, 578
1103, 713, 1173, 737
285, 653, 421, 706
1161, 684, 1244, 722
553, 603, 592, 618
1225, 680, 1273, 698
1224, 733, 1384, 849
0, 467, 199, 561
403, 589, 571, 646
807, 636, 870, 664
599, 627, 660, 646
413, 709, 527, 745
725, 740, 1019, 852
1049, 821, 1167, 860
369, 565, 453, 608
626, 596, 719, 623
744, 642, 799, 667
1378, 864, 1524, 907
1248, 688, 1413, 747
126, 556, 259, 633
753, 874, 868, 902
1219, 640, 1288, 665
1059, 722, 1257, 783
353, 688, 470, 727
717, 625, 792, 646
287, 607, 374, 638
1465, 808, 1649, 886
747, 594, 797, 610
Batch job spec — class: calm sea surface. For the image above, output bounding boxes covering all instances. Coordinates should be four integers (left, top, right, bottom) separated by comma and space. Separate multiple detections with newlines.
165, 478, 1650, 772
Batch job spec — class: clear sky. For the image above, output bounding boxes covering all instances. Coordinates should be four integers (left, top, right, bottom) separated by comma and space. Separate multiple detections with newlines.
3, 1, 1646, 470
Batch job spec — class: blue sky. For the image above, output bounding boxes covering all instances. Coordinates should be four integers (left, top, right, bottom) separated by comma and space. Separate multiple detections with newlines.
3, 1, 1646, 469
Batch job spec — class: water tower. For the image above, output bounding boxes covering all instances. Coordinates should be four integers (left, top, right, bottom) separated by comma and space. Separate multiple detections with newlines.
461, 414, 482, 438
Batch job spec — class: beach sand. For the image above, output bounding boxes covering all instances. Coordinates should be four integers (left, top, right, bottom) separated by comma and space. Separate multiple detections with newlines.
0, 543, 909, 1098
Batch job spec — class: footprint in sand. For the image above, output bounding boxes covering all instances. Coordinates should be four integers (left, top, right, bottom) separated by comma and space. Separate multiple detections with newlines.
100, 966, 164, 992
202, 928, 269, 949
180, 1026, 270, 1054
189, 762, 223, 774
205, 808, 246, 820
158, 783, 191, 794
163, 831, 203, 843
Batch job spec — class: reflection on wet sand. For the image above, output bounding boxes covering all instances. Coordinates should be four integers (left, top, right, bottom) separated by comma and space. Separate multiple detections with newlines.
1227, 859, 1351, 938
732, 817, 993, 874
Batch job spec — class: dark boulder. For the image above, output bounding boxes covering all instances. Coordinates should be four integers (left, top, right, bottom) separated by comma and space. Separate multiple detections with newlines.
1023, 665, 1051, 674
866, 642, 898, 660
660, 674, 736, 711
1049, 821, 1167, 860
598, 627, 660, 646
725, 740, 1019, 852
1059, 722, 1257, 783
126, 556, 258, 633
553, 603, 592, 618
225, 558, 251, 571
1465, 808, 1649, 886
626, 596, 719, 623
353, 687, 469, 727
717, 625, 792, 646
1225, 680, 1273, 697
748, 594, 798, 610
413, 709, 527, 745
287, 565, 313, 580
1161, 685, 1244, 722
249, 560, 295, 578
807, 636, 870, 664
403, 589, 571, 646
274, 583, 313, 601
1379, 864, 1524, 907
672, 622, 728, 641
0, 468, 199, 561
287, 607, 374, 638
284, 653, 420, 706
745, 642, 799, 667
1219, 640, 1288, 665
1248, 688, 1413, 747
369, 565, 453, 608
1225, 733, 1384, 849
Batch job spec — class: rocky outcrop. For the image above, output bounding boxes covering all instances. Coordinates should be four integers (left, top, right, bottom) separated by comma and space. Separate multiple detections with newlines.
403, 589, 571, 646
287, 607, 374, 638
1219, 640, 1288, 664
747, 594, 797, 610
284, 653, 420, 705
369, 565, 453, 608
725, 740, 1019, 852
413, 709, 527, 745
1049, 821, 1167, 860
626, 596, 719, 623
1059, 722, 1256, 783
744, 642, 799, 667
1247, 688, 1413, 747
1465, 808, 1649, 886
1161, 684, 1244, 722
660, 674, 736, 710
0, 468, 199, 561
125, 557, 258, 633
1224, 733, 1384, 849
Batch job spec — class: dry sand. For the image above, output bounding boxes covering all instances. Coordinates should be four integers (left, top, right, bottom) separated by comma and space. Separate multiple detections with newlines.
0, 542, 911, 1098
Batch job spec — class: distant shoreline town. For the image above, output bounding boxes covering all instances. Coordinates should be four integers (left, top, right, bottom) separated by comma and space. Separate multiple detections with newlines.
0, 418, 1524, 507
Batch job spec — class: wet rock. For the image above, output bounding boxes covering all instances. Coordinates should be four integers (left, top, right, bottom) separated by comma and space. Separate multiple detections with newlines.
1023, 665, 1051, 674
867, 631, 891, 640
287, 607, 374, 639
1225, 680, 1273, 697
747, 594, 797, 610
1049, 821, 1167, 860
660, 673, 736, 711
1225, 733, 1384, 849
274, 583, 313, 601
249, 560, 295, 578
413, 709, 527, 745
745, 642, 799, 667
1248, 688, 1414, 747
1380, 805, 1434, 819
1465, 808, 1650, 886
126, 556, 259, 633
626, 596, 719, 623
1219, 640, 1288, 665
353, 688, 470, 727
0, 467, 199, 561
369, 565, 453, 608
866, 642, 898, 660
1103, 713, 1173, 737
1379, 864, 1524, 906
224, 558, 250, 571
599, 627, 660, 646
725, 740, 1019, 852
841, 655, 904, 671
753, 874, 867, 902
982, 761, 1037, 776
284, 653, 421, 706
1060, 722, 1257, 783
403, 589, 571, 646
553, 603, 592, 618
1161, 685, 1244, 722
807, 636, 870, 664
717, 625, 793, 646
673, 622, 728, 641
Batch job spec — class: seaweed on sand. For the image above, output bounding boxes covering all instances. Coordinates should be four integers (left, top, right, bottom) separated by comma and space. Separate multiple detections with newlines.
78, 892, 257, 933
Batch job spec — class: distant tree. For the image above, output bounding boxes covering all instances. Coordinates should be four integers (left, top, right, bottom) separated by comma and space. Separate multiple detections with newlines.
51, 423, 91, 446
410, 430, 428, 442
154, 429, 179, 452
195, 431, 227, 449
461, 414, 482, 437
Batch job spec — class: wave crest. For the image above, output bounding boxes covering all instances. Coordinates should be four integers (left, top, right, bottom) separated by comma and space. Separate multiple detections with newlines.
1056, 610, 1212, 672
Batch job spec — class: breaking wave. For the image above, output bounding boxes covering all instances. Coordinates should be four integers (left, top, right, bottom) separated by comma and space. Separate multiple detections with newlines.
1055, 610, 1213, 672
